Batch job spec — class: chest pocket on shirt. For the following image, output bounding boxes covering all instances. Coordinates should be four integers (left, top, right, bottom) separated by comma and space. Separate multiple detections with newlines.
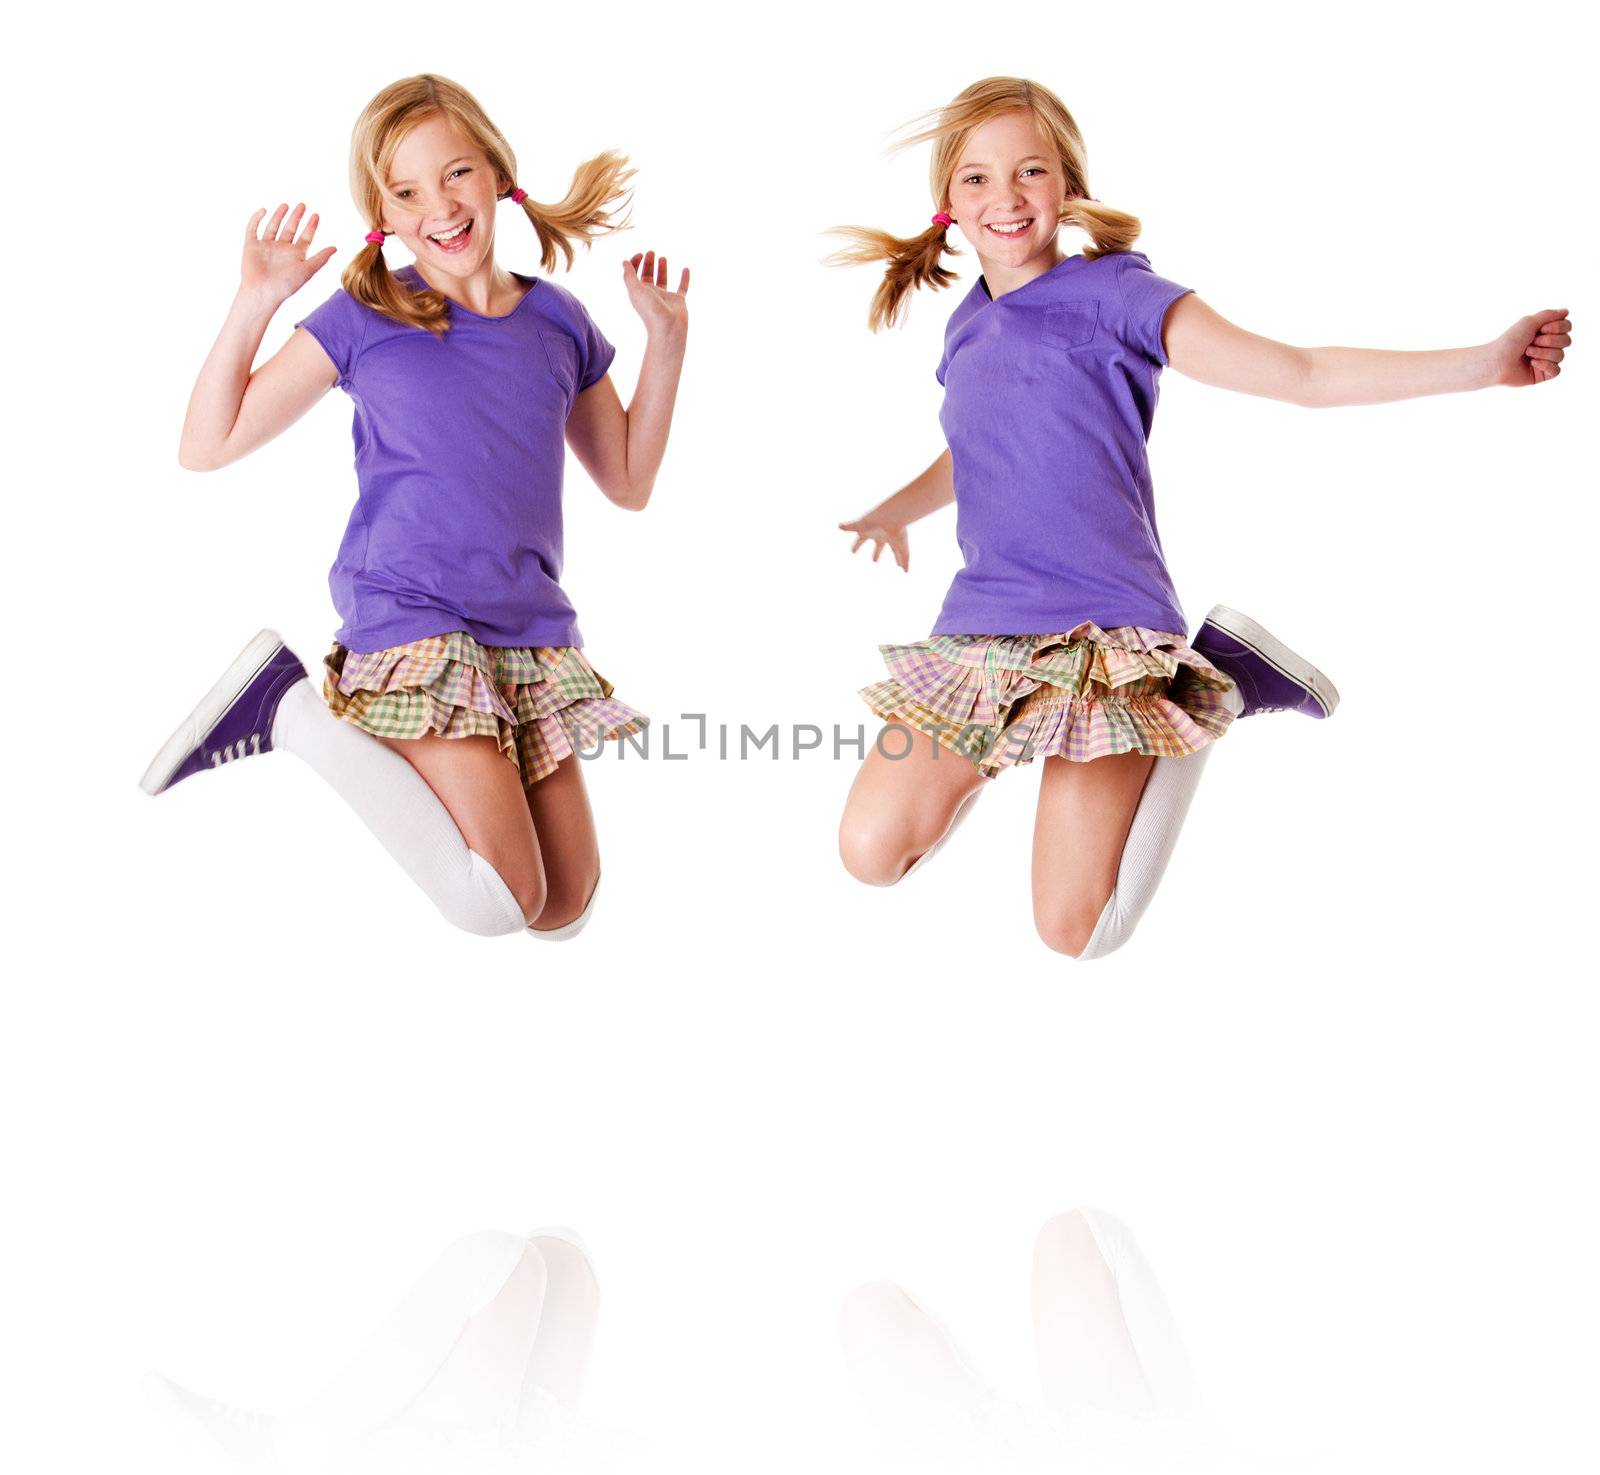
1042, 301, 1099, 350
540, 330, 580, 398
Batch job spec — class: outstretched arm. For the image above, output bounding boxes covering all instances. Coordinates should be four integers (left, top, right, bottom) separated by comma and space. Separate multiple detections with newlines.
1161, 295, 1572, 408
838, 448, 954, 573
564, 250, 689, 511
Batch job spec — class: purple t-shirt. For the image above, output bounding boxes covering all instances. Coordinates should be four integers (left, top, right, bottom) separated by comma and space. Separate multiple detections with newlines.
931, 250, 1194, 638
294, 264, 615, 652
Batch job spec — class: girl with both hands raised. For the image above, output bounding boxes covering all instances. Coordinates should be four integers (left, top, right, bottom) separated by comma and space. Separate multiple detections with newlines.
833, 77, 1570, 959
142, 74, 690, 940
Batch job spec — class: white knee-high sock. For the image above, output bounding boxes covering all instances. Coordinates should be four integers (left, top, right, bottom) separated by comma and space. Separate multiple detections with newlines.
1076, 748, 1213, 960
270, 679, 528, 937
1078, 688, 1243, 961
151, 1232, 591, 1463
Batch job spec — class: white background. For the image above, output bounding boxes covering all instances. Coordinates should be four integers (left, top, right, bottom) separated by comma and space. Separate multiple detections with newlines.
4, 0, 1596, 1469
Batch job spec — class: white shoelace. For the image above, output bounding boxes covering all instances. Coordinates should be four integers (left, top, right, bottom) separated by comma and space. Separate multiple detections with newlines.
209, 732, 265, 766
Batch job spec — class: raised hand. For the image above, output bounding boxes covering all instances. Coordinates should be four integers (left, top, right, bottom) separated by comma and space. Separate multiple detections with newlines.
1488, 308, 1572, 387
620, 249, 690, 338
241, 203, 338, 307
839, 512, 911, 573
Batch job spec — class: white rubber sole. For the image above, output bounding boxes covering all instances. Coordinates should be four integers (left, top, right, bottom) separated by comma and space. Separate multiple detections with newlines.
139, 628, 287, 795
1201, 604, 1340, 718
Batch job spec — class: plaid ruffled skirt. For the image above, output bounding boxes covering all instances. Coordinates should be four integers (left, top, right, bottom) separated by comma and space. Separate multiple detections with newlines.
323, 631, 648, 787
859, 622, 1238, 776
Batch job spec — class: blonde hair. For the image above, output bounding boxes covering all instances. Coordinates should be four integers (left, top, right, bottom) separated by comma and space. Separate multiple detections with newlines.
344, 74, 634, 336
827, 77, 1143, 331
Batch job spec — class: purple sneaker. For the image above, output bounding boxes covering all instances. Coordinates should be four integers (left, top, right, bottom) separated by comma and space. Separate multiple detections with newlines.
1190, 605, 1339, 719
139, 629, 309, 795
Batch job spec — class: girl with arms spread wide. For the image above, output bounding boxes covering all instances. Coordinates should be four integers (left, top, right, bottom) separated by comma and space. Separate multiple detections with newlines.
832, 76, 1570, 959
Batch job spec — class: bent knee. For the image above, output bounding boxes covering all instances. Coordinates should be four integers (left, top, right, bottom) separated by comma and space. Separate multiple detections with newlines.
442, 849, 545, 936
495, 859, 547, 930
1034, 895, 1111, 959
838, 817, 915, 887
1034, 1209, 1107, 1269
531, 868, 600, 932
838, 1279, 919, 1341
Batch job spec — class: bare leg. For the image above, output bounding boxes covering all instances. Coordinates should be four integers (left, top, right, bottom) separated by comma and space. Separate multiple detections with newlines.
838, 724, 991, 886
522, 754, 602, 932
1033, 740, 1223, 960
1033, 1209, 1159, 1416
1033, 1208, 1197, 1417
376, 733, 547, 926
1032, 750, 1157, 957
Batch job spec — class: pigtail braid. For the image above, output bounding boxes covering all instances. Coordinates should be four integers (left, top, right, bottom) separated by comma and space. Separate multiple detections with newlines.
824, 223, 960, 332
514, 149, 635, 274
1059, 197, 1143, 260
341, 236, 451, 337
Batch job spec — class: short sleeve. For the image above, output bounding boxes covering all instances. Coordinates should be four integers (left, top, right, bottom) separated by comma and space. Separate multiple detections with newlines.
563, 293, 616, 391
936, 320, 960, 386
1114, 252, 1194, 366
293, 288, 370, 387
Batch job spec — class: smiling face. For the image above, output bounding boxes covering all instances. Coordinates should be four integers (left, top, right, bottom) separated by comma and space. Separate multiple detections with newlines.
945, 109, 1069, 282
381, 112, 507, 279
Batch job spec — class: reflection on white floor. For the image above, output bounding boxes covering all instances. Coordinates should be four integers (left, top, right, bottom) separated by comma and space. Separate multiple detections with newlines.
148, 1229, 648, 1473
151, 1211, 1295, 1472
841, 1207, 1259, 1473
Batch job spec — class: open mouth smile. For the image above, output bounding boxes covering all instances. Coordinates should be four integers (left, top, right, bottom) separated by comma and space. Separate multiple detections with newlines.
427, 219, 474, 252
984, 218, 1034, 238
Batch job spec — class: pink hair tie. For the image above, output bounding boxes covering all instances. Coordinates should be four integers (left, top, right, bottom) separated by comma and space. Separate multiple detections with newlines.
931, 211, 953, 227
510, 187, 528, 204
364, 229, 387, 245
